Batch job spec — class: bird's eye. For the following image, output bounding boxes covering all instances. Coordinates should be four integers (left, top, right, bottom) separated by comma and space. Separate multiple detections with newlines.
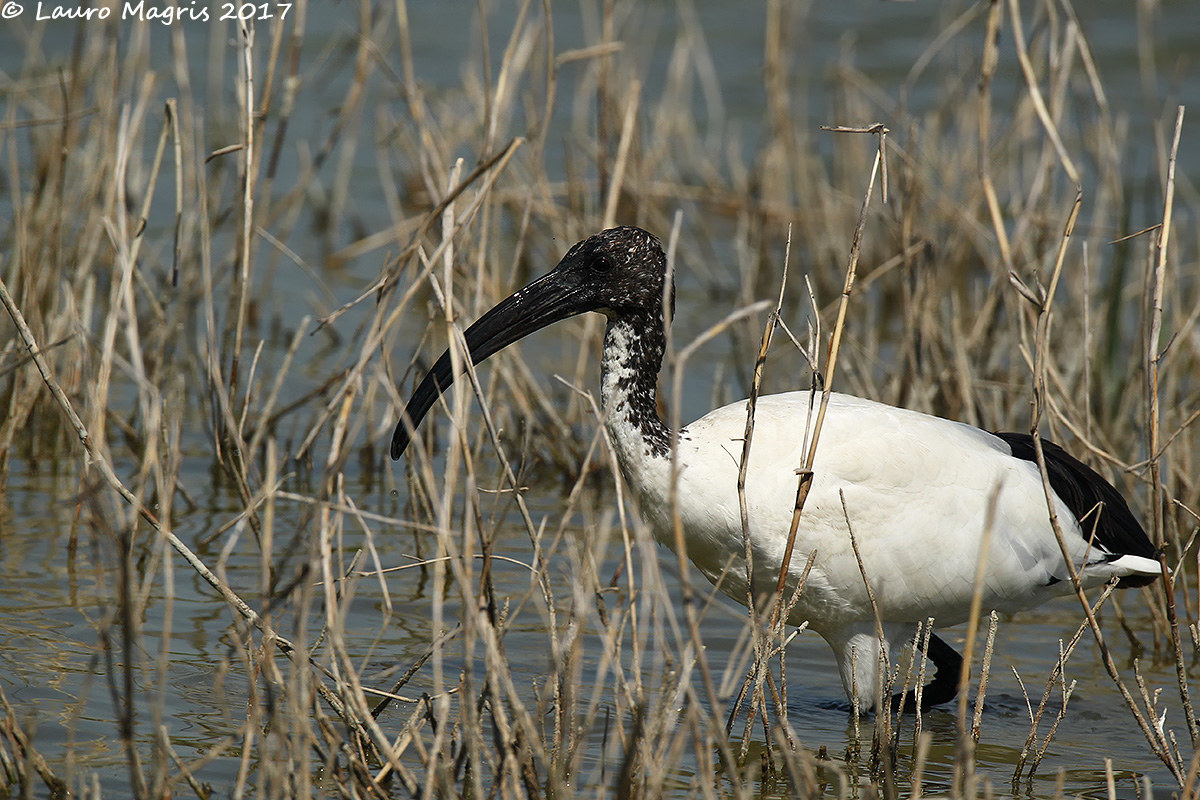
592, 256, 614, 273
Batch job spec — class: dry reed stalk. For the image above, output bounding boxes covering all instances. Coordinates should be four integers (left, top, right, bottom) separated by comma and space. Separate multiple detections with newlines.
1027, 190, 1182, 782
971, 612, 997, 742
227, 20, 257, 408
1013, 586, 1118, 782
0, 0, 1196, 796
1148, 106, 1197, 748
0, 267, 414, 787
666, 299, 773, 774
0, 684, 67, 796
773, 129, 888, 733
728, 223, 790, 756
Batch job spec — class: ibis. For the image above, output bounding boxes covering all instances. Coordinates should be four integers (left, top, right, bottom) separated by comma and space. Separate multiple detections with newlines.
390, 226, 1161, 712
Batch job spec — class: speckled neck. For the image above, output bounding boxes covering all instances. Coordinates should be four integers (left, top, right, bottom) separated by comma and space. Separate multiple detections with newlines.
600, 311, 672, 462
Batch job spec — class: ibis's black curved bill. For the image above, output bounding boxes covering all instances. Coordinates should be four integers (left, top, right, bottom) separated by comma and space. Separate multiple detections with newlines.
390, 269, 593, 460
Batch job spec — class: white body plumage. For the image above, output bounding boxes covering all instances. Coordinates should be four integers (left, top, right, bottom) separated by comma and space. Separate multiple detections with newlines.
393, 226, 1161, 711
605, 387, 1159, 708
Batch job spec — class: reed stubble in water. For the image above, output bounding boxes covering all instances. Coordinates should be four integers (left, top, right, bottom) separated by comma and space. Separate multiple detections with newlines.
0, 1, 1197, 798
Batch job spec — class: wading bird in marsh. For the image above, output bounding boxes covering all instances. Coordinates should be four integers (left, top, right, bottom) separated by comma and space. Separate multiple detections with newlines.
390, 226, 1161, 712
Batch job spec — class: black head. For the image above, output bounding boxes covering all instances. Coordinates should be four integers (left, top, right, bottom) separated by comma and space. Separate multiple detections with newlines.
390, 226, 670, 459
553, 226, 669, 318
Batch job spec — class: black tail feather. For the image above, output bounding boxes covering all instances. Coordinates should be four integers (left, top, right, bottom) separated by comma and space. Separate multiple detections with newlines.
992, 432, 1158, 587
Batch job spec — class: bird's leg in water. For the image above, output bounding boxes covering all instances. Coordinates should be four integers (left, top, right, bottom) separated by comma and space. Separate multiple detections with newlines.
891, 633, 963, 713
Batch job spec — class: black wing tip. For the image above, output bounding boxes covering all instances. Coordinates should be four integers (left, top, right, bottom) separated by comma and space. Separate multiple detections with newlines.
1117, 572, 1161, 589
993, 431, 1156, 561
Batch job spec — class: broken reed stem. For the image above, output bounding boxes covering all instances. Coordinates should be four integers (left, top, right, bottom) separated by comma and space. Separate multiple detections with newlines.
1013, 581, 1116, 782
954, 486, 1000, 768
803, 126, 886, 473
229, 19, 257, 407
720, 124, 888, 762
743, 127, 885, 730
743, 130, 888, 660
1028, 189, 1183, 783
1148, 105, 1197, 748
737, 228, 789, 618
668, 295, 772, 753
838, 489, 889, 718
730, 225, 791, 750
971, 612, 998, 741
977, 0, 1013, 273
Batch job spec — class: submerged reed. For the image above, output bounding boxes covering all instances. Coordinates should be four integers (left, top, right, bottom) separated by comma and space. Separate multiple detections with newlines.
0, 0, 1196, 798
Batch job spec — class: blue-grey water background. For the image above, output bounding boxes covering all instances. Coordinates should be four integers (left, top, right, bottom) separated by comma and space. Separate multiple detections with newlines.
1, 0, 1198, 797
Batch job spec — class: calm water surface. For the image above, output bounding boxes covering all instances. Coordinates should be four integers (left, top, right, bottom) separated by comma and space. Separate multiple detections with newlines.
0, 1, 1197, 796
